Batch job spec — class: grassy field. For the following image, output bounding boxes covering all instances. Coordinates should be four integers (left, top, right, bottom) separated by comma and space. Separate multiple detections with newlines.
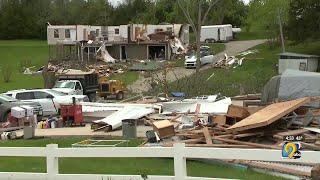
109, 71, 139, 86
234, 30, 269, 41
0, 40, 48, 93
0, 40, 140, 92
0, 137, 284, 179
168, 41, 320, 97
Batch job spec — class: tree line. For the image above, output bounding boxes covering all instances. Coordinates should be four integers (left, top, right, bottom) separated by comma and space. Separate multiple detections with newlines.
0, 0, 318, 42
0, 0, 247, 40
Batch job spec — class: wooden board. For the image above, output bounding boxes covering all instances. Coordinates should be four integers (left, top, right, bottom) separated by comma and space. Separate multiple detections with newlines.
213, 115, 226, 125
152, 120, 175, 138
275, 129, 309, 137
203, 127, 213, 145
227, 97, 310, 132
227, 105, 250, 119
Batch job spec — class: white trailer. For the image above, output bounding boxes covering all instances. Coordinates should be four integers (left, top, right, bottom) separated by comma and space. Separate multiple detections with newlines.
200, 24, 233, 43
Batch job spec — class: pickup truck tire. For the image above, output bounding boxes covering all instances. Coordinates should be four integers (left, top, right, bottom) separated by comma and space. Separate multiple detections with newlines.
116, 92, 124, 100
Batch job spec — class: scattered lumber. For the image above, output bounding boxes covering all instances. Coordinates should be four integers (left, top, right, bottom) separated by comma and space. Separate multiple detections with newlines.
231, 94, 261, 100
227, 97, 311, 132
213, 137, 281, 149
203, 127, 213, 145
153, 120, 175, 138
275, 129, 309, 137
227, 105, 250, 119
300, 142, 320, 151
212, 115, 226, 125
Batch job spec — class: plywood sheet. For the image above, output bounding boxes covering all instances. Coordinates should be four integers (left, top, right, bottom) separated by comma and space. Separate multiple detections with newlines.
227, 97, 310, 132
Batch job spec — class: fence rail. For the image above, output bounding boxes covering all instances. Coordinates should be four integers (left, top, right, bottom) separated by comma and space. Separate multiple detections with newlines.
0, 143, 319, 180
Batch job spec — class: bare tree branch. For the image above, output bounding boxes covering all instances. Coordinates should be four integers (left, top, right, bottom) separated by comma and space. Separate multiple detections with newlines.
201, 0, 221, 25
177, 0, 197, 34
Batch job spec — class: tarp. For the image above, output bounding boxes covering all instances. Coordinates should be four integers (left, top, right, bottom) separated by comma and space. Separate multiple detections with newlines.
261, 75, 280, 103
261, 69, 320, 107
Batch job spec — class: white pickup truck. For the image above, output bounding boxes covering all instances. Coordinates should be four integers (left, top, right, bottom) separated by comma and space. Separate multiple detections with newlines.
53, 80, 83, 95
184, 46, 215, 68
54, 70, 99, 101
4, 89, 88, 116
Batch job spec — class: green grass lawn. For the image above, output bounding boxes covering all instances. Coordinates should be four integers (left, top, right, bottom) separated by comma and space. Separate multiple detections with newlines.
234, 30, 269, 41
168, 40, 320, 97
109, 71, 139, 86
0, 137, 285, 179
0, 40, 48, 93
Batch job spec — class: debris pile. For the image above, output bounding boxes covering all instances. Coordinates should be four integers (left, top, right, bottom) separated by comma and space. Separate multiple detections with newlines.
143, 96, 320, 153
214, 53, 244, 69
46, 61, 127, 78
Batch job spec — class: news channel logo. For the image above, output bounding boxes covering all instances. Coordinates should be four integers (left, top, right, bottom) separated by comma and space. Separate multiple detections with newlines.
282, 142, 301, 159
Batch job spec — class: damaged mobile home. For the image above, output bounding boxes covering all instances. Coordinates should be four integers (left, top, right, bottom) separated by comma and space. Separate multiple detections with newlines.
47, 24, 189, 62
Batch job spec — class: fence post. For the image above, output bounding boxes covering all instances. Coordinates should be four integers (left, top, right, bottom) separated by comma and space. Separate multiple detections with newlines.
46, 144, 59, 179
174, 143, 187, 180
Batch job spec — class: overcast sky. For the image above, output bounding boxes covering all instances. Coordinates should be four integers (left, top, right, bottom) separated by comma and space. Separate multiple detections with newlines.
109, 0, 250, 7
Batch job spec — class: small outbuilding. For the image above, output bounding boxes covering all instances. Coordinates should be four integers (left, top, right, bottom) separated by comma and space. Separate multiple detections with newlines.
278, 52, 319, 74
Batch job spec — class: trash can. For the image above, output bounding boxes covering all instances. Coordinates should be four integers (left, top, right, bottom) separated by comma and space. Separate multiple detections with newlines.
122, 119, 137, 139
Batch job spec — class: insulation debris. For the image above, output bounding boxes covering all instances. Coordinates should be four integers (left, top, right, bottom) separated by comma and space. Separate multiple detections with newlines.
214, 53, 244, 69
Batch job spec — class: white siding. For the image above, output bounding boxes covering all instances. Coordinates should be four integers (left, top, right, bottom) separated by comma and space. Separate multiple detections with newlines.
307, 58, 319, 72
47, 25, 77, 45
278, 59, 307, 74
200, 24, 233, 42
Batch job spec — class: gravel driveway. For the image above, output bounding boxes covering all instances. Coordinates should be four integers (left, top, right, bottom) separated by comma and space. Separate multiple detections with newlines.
128, 39, 267, 94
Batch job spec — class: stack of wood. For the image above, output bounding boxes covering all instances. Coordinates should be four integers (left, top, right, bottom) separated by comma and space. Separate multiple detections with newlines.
161, 97, 320, 151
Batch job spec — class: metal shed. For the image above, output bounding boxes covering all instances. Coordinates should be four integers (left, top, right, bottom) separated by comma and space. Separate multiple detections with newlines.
278, 52, 319, 74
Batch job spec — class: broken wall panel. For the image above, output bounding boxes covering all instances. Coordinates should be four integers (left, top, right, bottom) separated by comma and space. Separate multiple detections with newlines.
227, 97, 311, 132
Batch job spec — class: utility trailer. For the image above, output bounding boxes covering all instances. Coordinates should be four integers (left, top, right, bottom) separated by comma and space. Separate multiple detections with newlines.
200, 24, 233, 43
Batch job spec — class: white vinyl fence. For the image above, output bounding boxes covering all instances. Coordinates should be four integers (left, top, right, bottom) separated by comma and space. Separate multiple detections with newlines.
0, 143, 319, 180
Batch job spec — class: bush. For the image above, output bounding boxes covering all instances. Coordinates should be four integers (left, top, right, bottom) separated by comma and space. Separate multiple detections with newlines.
2, 65, 13, 83
19, 59, 32, 72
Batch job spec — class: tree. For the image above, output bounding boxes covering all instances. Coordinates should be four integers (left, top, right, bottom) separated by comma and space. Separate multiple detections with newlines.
177, 0, 221, 73
287, 0, 320, 41
245, 0, 289, 43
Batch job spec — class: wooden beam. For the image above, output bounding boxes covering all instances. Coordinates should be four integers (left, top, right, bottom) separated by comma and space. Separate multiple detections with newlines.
300, 142, 320, 151
233, 132, 264, 139
203, 127, 213, 145
275, 129, 309, 137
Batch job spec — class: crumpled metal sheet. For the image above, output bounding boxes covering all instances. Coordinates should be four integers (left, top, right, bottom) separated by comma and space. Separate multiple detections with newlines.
161, 97, 232, 114
94, 107, 155, 130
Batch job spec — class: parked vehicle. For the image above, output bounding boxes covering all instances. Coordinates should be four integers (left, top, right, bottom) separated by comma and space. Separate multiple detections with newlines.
184, 46, 215, 68
4, 89, 88, 116
53, 70, 99, 101
97, 77, 126, 100
200, 24, 233, 43
0, 94, 43, 122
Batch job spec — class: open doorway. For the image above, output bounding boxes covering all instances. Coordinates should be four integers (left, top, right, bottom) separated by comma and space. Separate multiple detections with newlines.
148, 45, 166, 60
121, 45, 127, 60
